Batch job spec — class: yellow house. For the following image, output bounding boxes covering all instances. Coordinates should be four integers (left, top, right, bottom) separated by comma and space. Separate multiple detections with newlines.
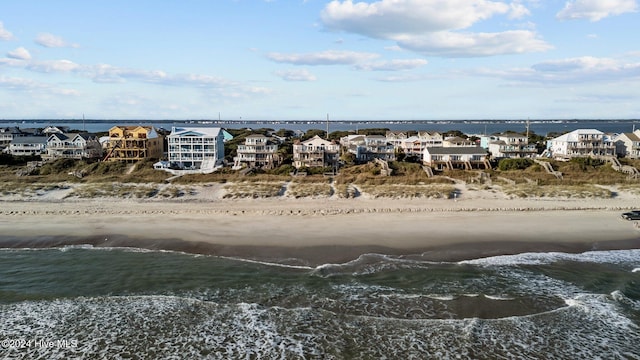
103, 126, 164, 162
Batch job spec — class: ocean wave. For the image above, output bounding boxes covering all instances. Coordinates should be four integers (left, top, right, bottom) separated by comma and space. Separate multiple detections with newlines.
0, 294, 638, 359
459, 249, 640, 268
311, 253, 433, 277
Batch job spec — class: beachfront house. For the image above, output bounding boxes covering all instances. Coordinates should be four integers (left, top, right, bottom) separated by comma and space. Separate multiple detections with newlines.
341, 134, 395, 163
292, 135, 340, 169
546, 129, 615, 158
400, 131, 444, 156
0, 127, 23, 149
43, 133, 103, 160
613, 130, 640, 159
7, 136, 48, 156
166, 127, 225, 171
443, 136, 477, 147
385, 131, 408, 149
233, 134, 280, 170
423, 147, 490, 170
103, 126, 164, 162
481, 132, 537, 159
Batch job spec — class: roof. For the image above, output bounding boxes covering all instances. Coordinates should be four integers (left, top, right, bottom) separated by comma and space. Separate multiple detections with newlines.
48, 133, 70, 141
169, 126, 222, 138
302, 135, 334, 146
425, 147, 487, 155
551, 129, 604, 142
496, 131, 526, 137
11, 136, 48, 144
620, 132, 640, 142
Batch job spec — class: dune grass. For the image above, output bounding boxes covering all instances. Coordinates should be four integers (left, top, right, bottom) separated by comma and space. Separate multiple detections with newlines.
222, 182, 286, 199
502, 184, 613, 199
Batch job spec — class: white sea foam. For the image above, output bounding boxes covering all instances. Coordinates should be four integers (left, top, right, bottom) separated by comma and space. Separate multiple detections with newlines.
217, 256, 313, 270
311, 253, 432, 277
484, 294, 515, 301
427, 295, 456, 301
1, 292, 638, 359
460, 249, 640, 267
632, 267, 640, 273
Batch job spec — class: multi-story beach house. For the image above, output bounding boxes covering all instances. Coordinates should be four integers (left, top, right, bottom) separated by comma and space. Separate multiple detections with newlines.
7, 136, 48, 156
341, 134, 395, 163
385, 131, 408, 149
166, 127, 225, 171
443, 136, 477, 147
292, 135, 340, 169
103, 126, 164, 162
423, 147, 490, 170
546, 129, 615, 158
233, 134, 280, 170
480, 132, 538, 159
400, 131, 444, 156
613, 130, 640, 159
0, 127, 23, 149
43, 133, 103, 160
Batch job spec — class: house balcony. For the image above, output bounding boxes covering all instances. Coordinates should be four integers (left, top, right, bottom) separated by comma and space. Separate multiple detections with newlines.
499, 145, 537, 153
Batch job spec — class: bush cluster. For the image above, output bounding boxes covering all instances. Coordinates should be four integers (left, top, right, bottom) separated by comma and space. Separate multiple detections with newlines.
498, 158, 533, 171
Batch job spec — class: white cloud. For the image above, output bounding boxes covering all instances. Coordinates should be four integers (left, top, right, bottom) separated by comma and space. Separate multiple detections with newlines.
0, 76, 45, 90
475, 56, 640, 84
7, 47, 31, 61
398, 30, 552, 57
274, 69, 317, 81
355, 58, 428, 71
0, 57, 27, 67
320, 0, 548, 57
508, 1, 531, 19
266, 50, 379, 65
51, 88, 81, 96
27, 59, 81, 73
556, 0, 638, 21
35, 33, 79, 48
0, 22, 13, 41
531, 56, 618, 72
321, 0, 511, 36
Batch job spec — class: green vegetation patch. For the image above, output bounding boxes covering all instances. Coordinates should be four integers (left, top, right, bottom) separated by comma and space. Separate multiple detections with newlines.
67, 183, 159, 199
503, 184, 613, 199
359, 184, 457, 199
223, 182, 285, 199
287, 182, 333, 198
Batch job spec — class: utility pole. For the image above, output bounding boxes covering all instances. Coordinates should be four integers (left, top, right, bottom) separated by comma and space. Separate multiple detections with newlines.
326, 113, 329, 140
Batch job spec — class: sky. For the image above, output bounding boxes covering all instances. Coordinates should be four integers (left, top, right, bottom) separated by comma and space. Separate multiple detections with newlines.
0, 0, 639, 121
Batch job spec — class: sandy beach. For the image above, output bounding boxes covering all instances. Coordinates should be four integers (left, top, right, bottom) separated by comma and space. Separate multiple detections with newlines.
1, 182, 639, 265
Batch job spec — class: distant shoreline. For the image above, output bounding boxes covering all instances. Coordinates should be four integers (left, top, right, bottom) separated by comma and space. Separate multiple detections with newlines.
2, 118, 640, 124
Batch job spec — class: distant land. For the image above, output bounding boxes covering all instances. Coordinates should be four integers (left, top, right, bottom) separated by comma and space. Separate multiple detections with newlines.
1, 118, 640, 125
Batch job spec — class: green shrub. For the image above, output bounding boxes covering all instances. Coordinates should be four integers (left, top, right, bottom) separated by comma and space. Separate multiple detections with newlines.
498, 158, 533, 171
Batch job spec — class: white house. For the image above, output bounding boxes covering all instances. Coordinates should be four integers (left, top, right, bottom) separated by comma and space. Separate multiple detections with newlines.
7, 136, 48, 156
0, 127, 22, 149
43, 133, 103, 160
614, 129, 640, 158
546, 129, 615, 158
341, 134, 395, 163
423, 147, 490, 170
292, 135, 340, 169
233, 134, 280, 170
481, 132, 537, 159
167, 127, 224, 171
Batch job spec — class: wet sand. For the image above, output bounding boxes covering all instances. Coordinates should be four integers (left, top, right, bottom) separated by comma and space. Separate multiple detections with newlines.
1, 197, 638, 265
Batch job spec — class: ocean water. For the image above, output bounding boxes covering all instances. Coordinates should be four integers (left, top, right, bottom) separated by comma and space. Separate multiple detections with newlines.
0, 246, 639, 359
3, 119, 639, 136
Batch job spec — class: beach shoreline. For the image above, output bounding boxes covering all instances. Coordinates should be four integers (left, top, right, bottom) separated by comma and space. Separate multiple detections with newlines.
1, 190, 639, 265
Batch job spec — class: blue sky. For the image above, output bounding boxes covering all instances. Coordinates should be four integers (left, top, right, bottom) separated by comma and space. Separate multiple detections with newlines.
1, 0, 639, 120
